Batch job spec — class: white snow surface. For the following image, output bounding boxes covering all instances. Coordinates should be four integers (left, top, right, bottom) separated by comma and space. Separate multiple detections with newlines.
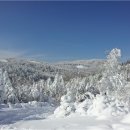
1, 102, 130, 130
76, 65, 84, 69
0, 59, 8, 63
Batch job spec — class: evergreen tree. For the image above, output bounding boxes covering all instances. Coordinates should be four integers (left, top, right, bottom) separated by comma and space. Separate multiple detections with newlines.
49, 74, 65, 101
0, 69, 5, 103
0, 69, 18, 103
99, 48, 127, 99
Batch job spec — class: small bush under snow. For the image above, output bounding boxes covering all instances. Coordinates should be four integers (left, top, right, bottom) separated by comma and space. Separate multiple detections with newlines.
54, 90, 75, 117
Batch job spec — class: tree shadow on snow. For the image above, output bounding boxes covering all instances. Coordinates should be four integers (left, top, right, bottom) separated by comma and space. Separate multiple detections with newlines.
0, 107, 54, 125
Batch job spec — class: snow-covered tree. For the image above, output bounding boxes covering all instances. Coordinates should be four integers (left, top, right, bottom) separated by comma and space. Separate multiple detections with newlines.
33, 80, 45, 101
75, 78, 87, 102
0, 69, 18, 103
17, 84, 32, 102
99, 48, 127, 99
54, 89, 75, 117
90, 94, 128, 117
0, 69, 5, 103
75, 96, 92, 115
65, 77, 87, 102
49, 74, 65, 101
87, 94, 108, 116
31, 83, 41, 101
46, 78, 52, 90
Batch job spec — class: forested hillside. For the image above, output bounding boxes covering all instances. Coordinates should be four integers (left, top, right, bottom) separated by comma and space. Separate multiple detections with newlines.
0, 49, 130, 105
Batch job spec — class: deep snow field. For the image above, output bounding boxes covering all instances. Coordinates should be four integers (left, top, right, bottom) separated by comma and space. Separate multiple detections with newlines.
1, 102, 130, 130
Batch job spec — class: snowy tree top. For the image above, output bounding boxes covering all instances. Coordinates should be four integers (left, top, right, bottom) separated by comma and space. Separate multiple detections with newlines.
107, 48, 121, 61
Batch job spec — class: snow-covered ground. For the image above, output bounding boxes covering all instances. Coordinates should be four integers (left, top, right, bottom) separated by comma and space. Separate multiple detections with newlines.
0, 102, 56, 130
1, 103, 130, 130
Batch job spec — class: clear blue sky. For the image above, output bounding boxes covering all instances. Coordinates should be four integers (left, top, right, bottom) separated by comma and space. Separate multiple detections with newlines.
0, 1, 130, 62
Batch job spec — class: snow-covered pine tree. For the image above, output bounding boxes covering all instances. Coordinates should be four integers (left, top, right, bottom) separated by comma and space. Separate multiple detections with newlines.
31, 82, 41, 101
99, 48, 127, 99
46, 77, 52, 91
0, 69, 18, 103
0, 69, 5, 103
49, 74, 65, 101
65, 77, 86, 102
41, 78, 54, 102
75, 77, 87, 102
36, 79, 50, 102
